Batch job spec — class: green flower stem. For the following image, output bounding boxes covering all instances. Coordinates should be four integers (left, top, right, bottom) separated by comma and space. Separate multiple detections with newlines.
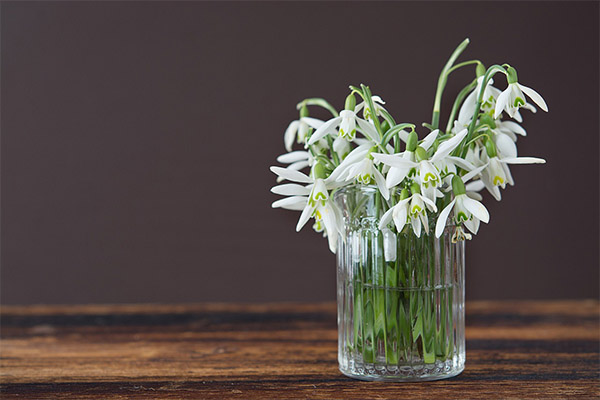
381, 123, 416, 147
446, 60, 483, 75
360, 85, 383, 135
298, 98, 339, 117
458, 64, 507, 156
431, 38, 471, 130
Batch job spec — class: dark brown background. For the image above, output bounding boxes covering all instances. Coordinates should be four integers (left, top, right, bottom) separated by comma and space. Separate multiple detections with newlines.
1, 1, 598, 305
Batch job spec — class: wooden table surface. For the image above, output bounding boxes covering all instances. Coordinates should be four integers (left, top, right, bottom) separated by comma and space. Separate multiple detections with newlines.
0, 301, 598, 399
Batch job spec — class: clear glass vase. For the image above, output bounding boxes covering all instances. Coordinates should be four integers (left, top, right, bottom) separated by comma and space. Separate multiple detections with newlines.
334, 185, 465, 382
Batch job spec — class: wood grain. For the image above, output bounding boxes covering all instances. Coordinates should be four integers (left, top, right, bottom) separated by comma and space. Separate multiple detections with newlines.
1, 301, 598, 399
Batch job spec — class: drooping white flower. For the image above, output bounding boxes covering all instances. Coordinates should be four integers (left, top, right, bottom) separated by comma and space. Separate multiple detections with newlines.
308, 110, 380, 145
435, 192, 490, 238
458, 77, 502, 126
494, 69, 548, 120
276, 150, 311, 172
379, 192, 437, 237
270, 167, 342, 252
355, 95, 387, 122
283, 117, 325, 152
373, 129, 470, 202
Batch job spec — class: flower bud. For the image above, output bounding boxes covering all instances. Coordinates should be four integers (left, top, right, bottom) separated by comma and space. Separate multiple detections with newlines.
380, 119, 390, 133
485, 139, 498, 158
345, 94, 356, 111
406, 131, 418, 152
410, 183, 421, 195
451, 176, 466, 196
479, 114, 496, 129
476, 63, 486, 78
399, 188, 410, 200
507, 66, 518, 84
415, 146, 428, 162
311, 162, 327, 179
300, 104, 309, 118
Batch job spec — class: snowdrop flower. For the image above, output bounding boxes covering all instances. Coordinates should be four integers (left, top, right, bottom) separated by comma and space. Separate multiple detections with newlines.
270, 164, 342, 252
308, 94, 380, 145
382, 130, 436, 189
379, 187, 437, 237
494, 67, 548, 120
283, 105, 325, 151
458, 77, 502, 125
373, 129, 470, 202
344, 157, 389, 200
276, 151, 311, 172
435, 177, 490, 239
355, 95, 387, 121
479, 138, 546, 200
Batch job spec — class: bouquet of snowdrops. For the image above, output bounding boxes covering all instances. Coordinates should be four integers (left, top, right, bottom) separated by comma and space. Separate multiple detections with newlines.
270, 38, 547, 252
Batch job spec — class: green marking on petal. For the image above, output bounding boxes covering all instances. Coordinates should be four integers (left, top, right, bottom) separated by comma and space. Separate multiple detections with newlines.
514, 97, 525, 107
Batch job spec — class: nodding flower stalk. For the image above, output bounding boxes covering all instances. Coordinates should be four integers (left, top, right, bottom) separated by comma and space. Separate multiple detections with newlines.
431, 38, 471, 130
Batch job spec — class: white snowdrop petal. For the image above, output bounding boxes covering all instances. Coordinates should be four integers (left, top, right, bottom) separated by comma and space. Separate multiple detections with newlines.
435, 200, 456, 237
270, 166, 313, 183
518, 83, 548, 112
277, 151, 309, 164
461, 196, 490, 223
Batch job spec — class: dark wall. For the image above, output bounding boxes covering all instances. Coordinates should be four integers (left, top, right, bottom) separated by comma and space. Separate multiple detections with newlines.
2, 1, 598, 304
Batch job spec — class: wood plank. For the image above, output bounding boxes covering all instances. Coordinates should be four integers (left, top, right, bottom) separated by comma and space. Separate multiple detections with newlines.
1, 301, 598, 399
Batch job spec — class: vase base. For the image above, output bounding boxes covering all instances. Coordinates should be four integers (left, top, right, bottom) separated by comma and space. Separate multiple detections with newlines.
339, 358, 464, 382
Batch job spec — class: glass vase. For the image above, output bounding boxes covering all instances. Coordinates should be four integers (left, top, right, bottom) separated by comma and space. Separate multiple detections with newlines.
334, 185, 465, 382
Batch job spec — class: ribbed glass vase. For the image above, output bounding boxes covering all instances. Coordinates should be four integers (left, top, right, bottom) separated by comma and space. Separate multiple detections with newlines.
334, 185, 465, 382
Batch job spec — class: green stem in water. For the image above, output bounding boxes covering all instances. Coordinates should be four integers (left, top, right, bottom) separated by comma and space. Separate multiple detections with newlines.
431, 38, 471, 129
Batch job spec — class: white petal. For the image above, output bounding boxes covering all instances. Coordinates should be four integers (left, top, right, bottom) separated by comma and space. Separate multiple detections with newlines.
435, 199, 456, 237
461, 196, 490, 223
296, 204, 314, 231
372, 153, 417, 169
392, 200, 410, 232
301, 117, 324, 129
386, 166, 410, 188
419, 194, 438, 212
397, 129, 409, 142
501, 156, 546, 164
496, 133, 518, 158
379, 206, 394, 229
500, 121, 526, 136
308, 116, 342, 145
461, 163, 488, 183
446, 156, 476, 172
466, 180, 485, 192
322, 204, 339, 239
271, 183, 312, 196
284, 121, 299, 152
420, 129, 439, 150
411, 217, 421, 237
287, 160, 310, 171
431, 129, 468, 162
458, 90, 477, 126
494, 88, 510, 119
464, 217, 480, 234
272, 196, 307, 210
270, 166, 313, 183
517, 83, 548, 112
466, 190, 483, 201
277, 151, 309, 164
355, 117, 380, 142
373, 168, 389, 200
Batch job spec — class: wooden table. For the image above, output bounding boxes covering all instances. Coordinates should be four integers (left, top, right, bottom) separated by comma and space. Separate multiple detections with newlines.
1, 301, 598, 399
